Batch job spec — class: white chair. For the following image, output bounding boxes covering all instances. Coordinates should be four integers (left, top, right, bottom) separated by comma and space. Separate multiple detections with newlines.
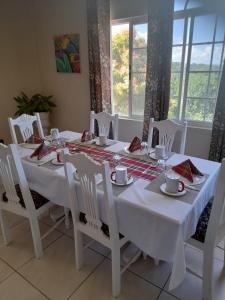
147, 118, 187, 154
186, 159, 225, 300
8, 113, 44, 144
64, 152, 141, 297
90, 111, 119, 140
0, 143, 64, 258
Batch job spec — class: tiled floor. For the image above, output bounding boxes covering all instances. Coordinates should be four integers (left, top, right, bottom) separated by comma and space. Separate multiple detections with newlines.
0, 211, 225, 300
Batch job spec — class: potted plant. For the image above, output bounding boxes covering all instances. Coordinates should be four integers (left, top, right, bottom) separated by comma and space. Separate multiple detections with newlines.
14, 92, 56, 134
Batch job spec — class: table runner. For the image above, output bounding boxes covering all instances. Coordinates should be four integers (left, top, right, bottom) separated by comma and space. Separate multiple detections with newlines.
68, 142, 163, 182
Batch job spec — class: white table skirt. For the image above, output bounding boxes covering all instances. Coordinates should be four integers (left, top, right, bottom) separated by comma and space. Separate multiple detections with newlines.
18, 131, 220, 290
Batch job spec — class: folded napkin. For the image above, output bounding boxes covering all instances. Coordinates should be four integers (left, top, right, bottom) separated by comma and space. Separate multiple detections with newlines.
172, 159, 204, 182
128, 136, 142, 153
32, 134, 43, 144
30, 143, 55, 160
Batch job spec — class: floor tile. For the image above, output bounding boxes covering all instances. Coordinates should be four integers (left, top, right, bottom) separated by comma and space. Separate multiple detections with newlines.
165, 245, 225, 300
84, 235, 111, 257
158, 291, 179, 300
0, 273, 47, 300
0, 259, 14, 283
0, 212, 25, 236
68, 260, 161, 300
128, 255, 171, 288
0, 220, 62, 269
19, 235, 104, 300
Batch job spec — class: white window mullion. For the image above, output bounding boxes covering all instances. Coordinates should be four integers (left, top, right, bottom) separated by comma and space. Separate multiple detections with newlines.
128, 20, 133, 118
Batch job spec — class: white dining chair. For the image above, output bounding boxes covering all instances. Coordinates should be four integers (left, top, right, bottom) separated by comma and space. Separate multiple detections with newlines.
64, 152, 141, 297
147, 118, 187, 154
0, 143, 64, 258
186, 159, 225, 300
8, 113, 44, 144
90, 111, 119, 140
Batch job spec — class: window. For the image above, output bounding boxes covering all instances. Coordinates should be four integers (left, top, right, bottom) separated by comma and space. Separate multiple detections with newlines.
111, 2, 225, 126
111, 17, 147, 118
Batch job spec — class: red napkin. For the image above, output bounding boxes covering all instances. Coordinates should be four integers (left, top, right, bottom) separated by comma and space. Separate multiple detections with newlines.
128, 136, 142, 153
30, 143, 55, 160
172, 159, 203, 183
81, 130, 88, 142
32, 134, 43, 144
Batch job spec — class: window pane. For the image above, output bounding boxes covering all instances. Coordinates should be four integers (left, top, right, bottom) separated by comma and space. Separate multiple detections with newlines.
132, 95, 145, 116
186, 98, 205, 121
173, 19, 184, 44
171, 73, 181, 97
212, 44, 223, 70
172, 46, 183, 71
192, 15, 216, 44
133, 23, 147, 48
169, 97, 179, 119
204, 100, 216, 122
133, 49, 147, 72
209, 73, 220, 97
112, 23, 129, 116
174, 0, 186, 11
190, 45, 212, 71
215, 17, 225, 42
187, 0, 203, 9
132, 72, 146, 95
187, 72, 209, 97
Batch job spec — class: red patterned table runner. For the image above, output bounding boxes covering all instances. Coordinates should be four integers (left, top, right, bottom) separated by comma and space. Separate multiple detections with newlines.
67, 143, 163, 182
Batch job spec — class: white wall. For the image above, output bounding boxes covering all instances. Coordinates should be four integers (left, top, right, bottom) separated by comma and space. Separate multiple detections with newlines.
0, 0, 42, 142
33, 0, 90, 133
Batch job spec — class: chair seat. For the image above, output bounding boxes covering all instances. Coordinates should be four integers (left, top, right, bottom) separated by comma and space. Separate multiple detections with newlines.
2, 184, 49, 210
79, 212, 124, 239
192, 202, 212, 243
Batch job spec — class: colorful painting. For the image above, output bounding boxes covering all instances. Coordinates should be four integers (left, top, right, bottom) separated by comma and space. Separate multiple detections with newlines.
54, 34, 81, 73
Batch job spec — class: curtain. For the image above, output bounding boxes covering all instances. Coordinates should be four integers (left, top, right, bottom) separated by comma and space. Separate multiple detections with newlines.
142, 0, 174, 141
87, 0, 111, 114
209, 60, 225, 162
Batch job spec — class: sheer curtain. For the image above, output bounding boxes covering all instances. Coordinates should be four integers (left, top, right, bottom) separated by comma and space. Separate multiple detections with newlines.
87, 0, 111, 114
209, 60, 225, 162
142, 0, 174, 141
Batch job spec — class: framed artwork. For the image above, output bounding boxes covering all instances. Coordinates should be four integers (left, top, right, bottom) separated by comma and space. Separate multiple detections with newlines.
54, 34, 81, 73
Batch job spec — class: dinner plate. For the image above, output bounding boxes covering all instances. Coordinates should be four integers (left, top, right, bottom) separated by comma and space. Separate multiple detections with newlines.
26, 152, 55, 164
160, 183, 187, 197
51, 158, 64, 166
111, 176, 134, 186
149, 152, 169, 160
169, 169, 206, 186
124, 146, 147, 156
20, 143, 41, 149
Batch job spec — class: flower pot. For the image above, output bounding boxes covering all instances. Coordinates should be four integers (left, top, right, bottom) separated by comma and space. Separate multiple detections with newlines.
38, 112, 50, 136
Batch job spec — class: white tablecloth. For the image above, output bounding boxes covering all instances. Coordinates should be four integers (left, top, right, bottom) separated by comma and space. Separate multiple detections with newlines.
19, 131, 220, 290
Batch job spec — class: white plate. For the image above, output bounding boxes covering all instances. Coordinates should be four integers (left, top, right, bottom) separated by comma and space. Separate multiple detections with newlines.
94, 138, 112, 147
169, 169, 206, 186
51, 158, 64, 166
149, 152, 169, 160
160, 183, 187, 197
124, 146, 146, 156
20, 143, 41, 149
111, 176, 134, 186
26, 152, 56, 164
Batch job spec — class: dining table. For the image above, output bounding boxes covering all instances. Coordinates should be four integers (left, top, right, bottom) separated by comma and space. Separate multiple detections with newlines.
17, 130, 220, 291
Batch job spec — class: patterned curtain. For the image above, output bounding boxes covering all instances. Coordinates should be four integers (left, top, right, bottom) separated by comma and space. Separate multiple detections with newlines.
142, 0, 174, 141
209, 60, 225, 162
87, 0, 111, 114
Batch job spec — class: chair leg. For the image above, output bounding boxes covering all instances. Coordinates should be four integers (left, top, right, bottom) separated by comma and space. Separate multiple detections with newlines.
64, 208, 70, 229
29, 217, 43, 259
0, 210, 11, 245
111, 243, 121, 298
74, 229, 84, 270
202, 246, 214, 300
224, 245, 225, 269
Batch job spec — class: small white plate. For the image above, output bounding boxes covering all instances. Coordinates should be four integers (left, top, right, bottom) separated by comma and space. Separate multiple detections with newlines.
160, 183, 187, 197
111, 176, 134, 186
26, 152, 55, 164
95, 138, 112, 147
124, 146, 146, 156
51, 158, 64, 166
149, 152, 169, 160
20, 143, 41, 149
169, 169, 206, 186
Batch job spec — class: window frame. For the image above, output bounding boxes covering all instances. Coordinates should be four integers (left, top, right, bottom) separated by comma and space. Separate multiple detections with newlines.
111, 7, 225, 128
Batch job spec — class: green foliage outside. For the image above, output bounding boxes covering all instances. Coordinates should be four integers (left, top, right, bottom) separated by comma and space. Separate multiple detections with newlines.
112, 30, 220, 122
